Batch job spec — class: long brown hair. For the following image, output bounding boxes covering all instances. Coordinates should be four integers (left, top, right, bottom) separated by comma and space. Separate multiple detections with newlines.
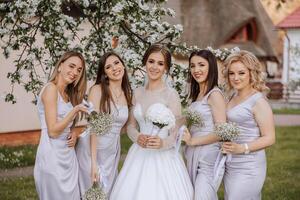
49, 51, 87, 107
188, 50, 218, 102
95, 51, 132, 113
142, 43, 172, 74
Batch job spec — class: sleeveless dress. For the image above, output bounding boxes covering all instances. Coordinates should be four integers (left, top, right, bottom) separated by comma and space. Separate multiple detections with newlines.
76, 104, 128, 197
185, 87, 224, 200
224, 92, 266, 200
34, 84, 80, 200
110, 86, 193, 200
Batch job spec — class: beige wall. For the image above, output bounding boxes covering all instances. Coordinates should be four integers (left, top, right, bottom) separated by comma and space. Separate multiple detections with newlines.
0, 50, 41, 133
0, 23, 93, 133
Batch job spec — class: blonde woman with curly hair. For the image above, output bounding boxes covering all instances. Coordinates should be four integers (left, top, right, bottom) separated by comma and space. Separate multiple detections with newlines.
222, 50, 275, 200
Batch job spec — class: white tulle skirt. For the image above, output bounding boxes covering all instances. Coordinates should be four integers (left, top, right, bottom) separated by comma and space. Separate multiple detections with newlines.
110, 143, 193, 200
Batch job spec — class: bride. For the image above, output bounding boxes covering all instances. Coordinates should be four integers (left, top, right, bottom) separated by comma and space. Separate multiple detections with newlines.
110, 44, 193, 200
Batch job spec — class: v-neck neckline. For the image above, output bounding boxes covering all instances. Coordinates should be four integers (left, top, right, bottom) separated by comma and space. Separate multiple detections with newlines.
227, 92, 258, 111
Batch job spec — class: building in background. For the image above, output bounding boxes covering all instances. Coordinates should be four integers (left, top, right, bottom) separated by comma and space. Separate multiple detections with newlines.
277, 7, 300, 103
165, 0, 283, 99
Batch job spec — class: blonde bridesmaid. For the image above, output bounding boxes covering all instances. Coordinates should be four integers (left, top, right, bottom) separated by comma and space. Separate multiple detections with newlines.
34, 51, 87, 200
222, 50, 275, 199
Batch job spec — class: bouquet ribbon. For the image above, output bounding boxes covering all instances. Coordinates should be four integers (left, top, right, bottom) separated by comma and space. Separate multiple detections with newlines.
174, 125, 186, 153
98, 164, 108, 189
213, 151, 232, 185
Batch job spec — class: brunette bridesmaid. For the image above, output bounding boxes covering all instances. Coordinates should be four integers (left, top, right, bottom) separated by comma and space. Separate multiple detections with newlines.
76, 52, 132, 197
183, 50, 226, 200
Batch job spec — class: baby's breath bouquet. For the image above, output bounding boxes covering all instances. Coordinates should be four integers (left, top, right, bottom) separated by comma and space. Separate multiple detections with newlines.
215, 122, 240, 142
87, 111, 113, 136
83, 100, 113, 136
145, 103, 176, 134
83, 182, 107, 200
213, 122, 240, 183
184, 109, 205, 129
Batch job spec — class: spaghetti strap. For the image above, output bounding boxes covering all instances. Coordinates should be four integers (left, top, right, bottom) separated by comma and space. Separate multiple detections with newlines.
38, 83, 52, 99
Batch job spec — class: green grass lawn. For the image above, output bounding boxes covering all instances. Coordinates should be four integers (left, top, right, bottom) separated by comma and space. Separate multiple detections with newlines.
0, 127, 299, 199
0, 145, 37, 169
273, 108, 300, 115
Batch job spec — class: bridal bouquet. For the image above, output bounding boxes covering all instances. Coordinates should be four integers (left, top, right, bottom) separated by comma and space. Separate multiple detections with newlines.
145, 103, 176, 130
184, 108, 205, 129
214, 122, 240, 142
83, 182, 107, 200
84, 101, 113, 136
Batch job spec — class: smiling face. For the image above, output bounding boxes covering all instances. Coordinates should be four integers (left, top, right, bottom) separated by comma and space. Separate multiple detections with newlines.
228, 61, 251, 90
104, 55, 125, 82
190, 55, 209, 84
145, 52, 166, 82
58, 56, 84, 85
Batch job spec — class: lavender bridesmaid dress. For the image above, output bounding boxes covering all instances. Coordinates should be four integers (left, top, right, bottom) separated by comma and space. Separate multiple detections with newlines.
34, 85, 80, 200
224, 92, 266, 200
185, 87, 224, 200
76, 104, 128, 197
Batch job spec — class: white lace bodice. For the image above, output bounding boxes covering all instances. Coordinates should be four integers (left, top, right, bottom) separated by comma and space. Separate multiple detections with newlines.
127, 86, 182, 149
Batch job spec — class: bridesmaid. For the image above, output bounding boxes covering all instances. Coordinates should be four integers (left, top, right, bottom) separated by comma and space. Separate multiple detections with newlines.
34, 51, 88, 200
222, 50, 275, 199
76, 52, 132, 197
183, 50, 226, 200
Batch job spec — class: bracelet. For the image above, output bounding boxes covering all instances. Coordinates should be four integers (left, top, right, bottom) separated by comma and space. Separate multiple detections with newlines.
244, 143, 250, 154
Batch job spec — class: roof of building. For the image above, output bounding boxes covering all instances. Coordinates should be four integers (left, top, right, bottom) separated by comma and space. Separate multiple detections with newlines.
165, 0, 279, 60
277, 7, 300, 29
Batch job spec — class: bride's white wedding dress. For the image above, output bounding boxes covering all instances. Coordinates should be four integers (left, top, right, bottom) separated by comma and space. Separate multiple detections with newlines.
110, 86, 193, 200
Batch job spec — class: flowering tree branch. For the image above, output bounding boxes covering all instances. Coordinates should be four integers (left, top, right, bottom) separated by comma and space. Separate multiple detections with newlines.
0, 0, 238, 105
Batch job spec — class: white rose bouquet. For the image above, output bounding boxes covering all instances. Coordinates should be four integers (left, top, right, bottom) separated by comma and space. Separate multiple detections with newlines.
145, 103, 176, 135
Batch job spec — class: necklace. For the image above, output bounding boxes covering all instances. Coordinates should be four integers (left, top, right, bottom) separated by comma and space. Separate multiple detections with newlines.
110, 88, 123, 104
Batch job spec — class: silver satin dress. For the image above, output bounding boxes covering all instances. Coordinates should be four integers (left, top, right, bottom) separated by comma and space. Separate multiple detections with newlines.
224, 92, 266, 200
76, 104, 128, 198
34, 87, 80, 200
185, 87, 224, 200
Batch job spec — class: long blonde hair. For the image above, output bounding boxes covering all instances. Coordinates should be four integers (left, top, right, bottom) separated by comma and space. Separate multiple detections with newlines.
223, 50, 269, 94
49, 51, 87, 107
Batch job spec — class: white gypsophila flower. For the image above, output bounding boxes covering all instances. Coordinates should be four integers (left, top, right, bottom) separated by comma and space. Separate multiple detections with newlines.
184, 109, 205, 129
83, 182, 107, 200
145, 103, 176, 129
215, 122, 240, 141
87, 111, 114, 136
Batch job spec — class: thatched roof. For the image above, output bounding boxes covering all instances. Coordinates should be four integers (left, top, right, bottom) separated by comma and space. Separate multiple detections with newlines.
165, 0, 278, 60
